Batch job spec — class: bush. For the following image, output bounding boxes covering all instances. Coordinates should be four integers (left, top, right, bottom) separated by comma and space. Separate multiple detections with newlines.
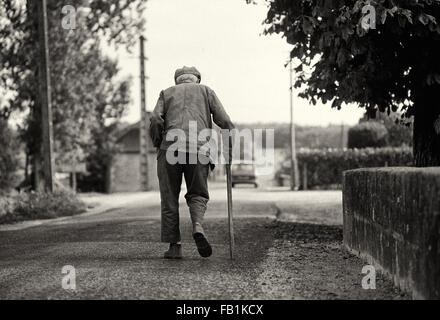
348, 122, 388, 148
294, 147, 413, 189
0, 120, 19, 192
0, 190, 86, 224
0, 196, 16, 218
359, 110, 413, 147
386, 121, 413, 147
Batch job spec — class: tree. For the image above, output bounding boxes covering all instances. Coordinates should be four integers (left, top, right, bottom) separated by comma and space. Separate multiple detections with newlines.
0, 120, 19, 192
262, 0, 440, 166
77, 58, 132, 193
0, 0, 145, 189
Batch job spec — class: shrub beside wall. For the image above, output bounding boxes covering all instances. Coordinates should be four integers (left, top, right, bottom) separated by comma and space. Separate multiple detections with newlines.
348, 121, 389, 148
297, 147, 413, 189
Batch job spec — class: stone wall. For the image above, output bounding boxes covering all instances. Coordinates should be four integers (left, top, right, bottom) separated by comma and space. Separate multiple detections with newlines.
343, 167, 440, 299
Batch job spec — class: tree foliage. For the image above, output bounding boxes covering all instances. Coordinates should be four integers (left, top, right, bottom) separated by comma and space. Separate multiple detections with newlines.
77, 61, 132, 192
0, 0, 145, 190
0, 120, 19, 192
264, 0, 439, 114
0, 0, 144, 116
262, 0, 440, 165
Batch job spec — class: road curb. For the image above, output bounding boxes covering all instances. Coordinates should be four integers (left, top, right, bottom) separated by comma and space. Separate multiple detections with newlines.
0, 203, 116, 232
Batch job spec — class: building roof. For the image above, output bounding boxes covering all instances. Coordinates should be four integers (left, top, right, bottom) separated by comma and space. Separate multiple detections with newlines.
116, 114, 154, 153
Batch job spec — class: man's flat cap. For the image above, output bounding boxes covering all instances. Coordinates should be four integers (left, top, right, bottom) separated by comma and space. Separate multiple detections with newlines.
174, 66, 201, 82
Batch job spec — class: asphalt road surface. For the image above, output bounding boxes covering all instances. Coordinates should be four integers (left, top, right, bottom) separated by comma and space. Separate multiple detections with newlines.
0, 186, 407, 299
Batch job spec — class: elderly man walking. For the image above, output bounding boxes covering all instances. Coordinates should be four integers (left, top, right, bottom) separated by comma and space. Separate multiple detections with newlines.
149, 66, 234, 259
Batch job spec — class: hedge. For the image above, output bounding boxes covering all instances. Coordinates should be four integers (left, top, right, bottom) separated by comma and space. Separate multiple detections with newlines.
0, 189, 87, 224
297, 147, 413, 189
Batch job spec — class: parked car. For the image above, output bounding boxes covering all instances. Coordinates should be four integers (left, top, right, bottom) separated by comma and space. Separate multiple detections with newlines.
231, 162, 258, 188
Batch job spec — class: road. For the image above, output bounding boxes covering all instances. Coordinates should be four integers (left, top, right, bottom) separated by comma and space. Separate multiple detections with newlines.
0, 185, 407, 299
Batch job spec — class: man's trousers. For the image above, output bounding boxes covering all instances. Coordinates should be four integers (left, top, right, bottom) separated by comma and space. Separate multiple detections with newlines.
157, 150, 210, 243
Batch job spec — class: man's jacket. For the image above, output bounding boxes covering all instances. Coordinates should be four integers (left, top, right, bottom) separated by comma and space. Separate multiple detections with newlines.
149, 82, 234, 155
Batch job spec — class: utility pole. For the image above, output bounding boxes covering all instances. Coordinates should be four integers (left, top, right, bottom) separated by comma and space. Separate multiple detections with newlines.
289, 59, 299, 190
139, 35, 151, 191
36, 0, 54, 192
340, 122, 345, 150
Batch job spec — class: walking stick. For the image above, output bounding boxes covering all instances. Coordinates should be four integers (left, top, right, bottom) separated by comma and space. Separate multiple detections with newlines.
226, 162, 235, 260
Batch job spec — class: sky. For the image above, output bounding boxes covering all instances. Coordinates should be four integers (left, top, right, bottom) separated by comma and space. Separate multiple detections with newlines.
111, 0, 365, 126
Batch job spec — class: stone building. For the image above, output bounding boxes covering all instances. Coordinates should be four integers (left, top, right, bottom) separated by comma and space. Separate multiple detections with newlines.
108, 120, 159, 192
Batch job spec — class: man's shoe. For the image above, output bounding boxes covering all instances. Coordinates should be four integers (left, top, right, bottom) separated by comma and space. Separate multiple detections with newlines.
193, 233, 212, 258
164, 243, 182, 259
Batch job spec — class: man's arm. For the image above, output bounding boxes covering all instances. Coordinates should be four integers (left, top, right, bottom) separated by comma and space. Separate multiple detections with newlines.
207, 88, 235, 163
207, 88, 234, 130
149, 91, 165, 148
